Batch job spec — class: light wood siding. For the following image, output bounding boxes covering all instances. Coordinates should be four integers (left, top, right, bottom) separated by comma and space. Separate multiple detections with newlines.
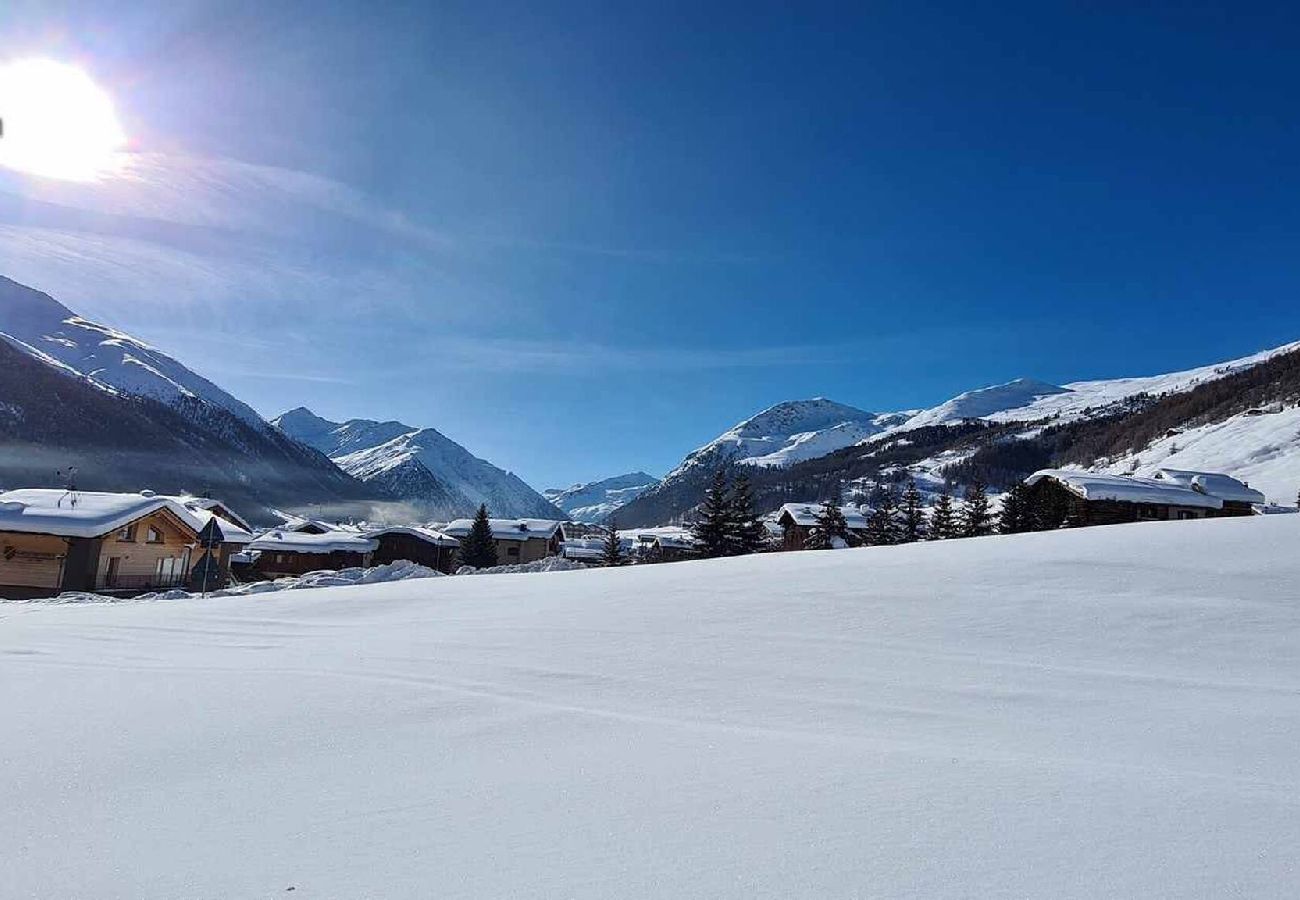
0, 533, 67, 589
495, 537, 552, 564
95, 509, 195, 590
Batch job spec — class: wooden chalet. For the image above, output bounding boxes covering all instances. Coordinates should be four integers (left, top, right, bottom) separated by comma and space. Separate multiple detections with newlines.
364, 526, 459, 574
246, 529, 378, 578
1023, 469, 1233, 527
0, 489, 252, 600
443, 517, 563, 565
1151, 468, 1265, 516
775, 503, 870, 551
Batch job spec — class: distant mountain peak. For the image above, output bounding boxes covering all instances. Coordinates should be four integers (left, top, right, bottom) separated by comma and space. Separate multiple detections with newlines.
545, 472, 660, 522
275, 408, 562, 519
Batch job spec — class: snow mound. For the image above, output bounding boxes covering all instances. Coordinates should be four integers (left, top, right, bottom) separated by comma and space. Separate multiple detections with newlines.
456, 556, 588, 576
3, 560, 443, 604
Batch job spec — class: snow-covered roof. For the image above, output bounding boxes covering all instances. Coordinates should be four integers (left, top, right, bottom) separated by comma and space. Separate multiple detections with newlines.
1025, 470, 1223, 509
248, 530, 379, 555
168, 496, 254, 533
0, 489, 207, 539
562, 539, 609, 560
363, 525, 459, 547
776, 503, 870, 530
443, 518, 563, 541
163, 497, 255, 545
617, 526, 700, 550
1153, 469, 1265, 505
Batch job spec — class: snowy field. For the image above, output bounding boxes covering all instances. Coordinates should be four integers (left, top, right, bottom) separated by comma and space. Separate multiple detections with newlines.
3, 517, 1299, 898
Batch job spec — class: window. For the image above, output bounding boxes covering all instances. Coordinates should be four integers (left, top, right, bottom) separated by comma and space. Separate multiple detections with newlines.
146, 526, 164, 544
507, 545, 520, 557
156, 557, 185, 581
116, 524, 137, 542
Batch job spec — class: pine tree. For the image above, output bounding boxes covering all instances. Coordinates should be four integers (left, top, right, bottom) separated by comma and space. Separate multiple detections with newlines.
460, 503, 498, 569
929, 488, 956, 540
961, 481, 993, 537
866, 485, 900, 546
999, 482, 1029, 534
602, 520, 625, 567
807, 488, 851, 549
726, 473, 769, 556
900, 479, 926, 542
692, 469, 732, 558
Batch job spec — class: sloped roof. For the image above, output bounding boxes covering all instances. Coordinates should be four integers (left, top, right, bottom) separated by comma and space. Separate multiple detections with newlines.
0, 489, 205, 539
443, 518, 563, 541
1025, 470, 1223, 510
777, 503, 871, 530
248, 530, 379, 555
1154, 469, 1266, 505
364, 526, 459, 547
167, 496, 254, 533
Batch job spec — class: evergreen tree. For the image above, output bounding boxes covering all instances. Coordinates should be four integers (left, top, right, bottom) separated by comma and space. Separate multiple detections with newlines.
999, 482, 1030, 534
900, 479, 926, 542
692, 469, 733, 558
807, 488, 851, 549
602, 520, 625, 567
960, 481, 994, 537
726, 472, 769, 556
865, 485, 900, 546
929, 488, 956, 540
460, 503, 498, 569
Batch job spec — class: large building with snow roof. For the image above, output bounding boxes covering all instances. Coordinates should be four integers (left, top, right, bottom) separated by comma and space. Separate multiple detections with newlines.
246, 529, 379, 578
442, 518, 563, 565
0, 489, 253, 600
364, 526, 459, 574
1024, 468, 1260, 528
775, 502, 870, 551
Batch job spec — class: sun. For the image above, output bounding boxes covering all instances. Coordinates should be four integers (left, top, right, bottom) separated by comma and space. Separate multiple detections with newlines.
0, 58, 127, 181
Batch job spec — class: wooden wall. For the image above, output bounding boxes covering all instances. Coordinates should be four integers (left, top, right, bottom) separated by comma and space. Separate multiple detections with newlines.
0, 533, 67, 591
94, 509, 195, 590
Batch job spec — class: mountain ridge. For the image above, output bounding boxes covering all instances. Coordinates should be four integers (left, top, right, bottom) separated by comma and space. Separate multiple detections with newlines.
272, 408, 563, 520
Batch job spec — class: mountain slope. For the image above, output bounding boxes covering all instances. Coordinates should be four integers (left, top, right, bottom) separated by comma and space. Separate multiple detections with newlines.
619, 341, 1300, 526
273, 409, 563, 520
0, 277, 377, 522
544, 472, 659, 522
617, 399, 907, 526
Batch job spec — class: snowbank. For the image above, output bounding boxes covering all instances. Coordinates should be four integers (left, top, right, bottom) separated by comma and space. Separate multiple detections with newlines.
4, 516, 1300, 897
2, 559, 443, 604
455, 556, 587, 576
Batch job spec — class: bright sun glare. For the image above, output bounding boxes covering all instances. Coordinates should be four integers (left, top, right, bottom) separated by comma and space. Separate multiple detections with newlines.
0, 58, 126, 181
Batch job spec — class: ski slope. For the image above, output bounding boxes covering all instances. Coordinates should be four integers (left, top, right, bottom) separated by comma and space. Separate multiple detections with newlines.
3, 516, 1299, 898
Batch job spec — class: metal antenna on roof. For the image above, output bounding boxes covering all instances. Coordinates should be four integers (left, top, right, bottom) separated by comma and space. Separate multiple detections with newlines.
55, 467, 79, 508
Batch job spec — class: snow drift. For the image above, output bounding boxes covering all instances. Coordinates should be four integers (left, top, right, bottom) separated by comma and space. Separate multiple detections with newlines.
3, 515, 1299, 897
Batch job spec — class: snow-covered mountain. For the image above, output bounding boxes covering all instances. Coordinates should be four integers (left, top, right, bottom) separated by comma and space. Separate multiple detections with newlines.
273, 408, 564, 520
544, 472, 659, 522
0, 275, 266, 427
670, 398, 909, 476
896, 343, 1300, 433
0, 276, 376, 521
616, 399, 909, 526
617, 341, 1300, 526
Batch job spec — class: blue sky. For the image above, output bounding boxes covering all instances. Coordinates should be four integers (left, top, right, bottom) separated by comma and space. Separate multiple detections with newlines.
2, 1, 1300, 490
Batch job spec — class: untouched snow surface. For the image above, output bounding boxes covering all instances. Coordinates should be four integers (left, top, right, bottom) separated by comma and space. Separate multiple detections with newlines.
3, 516, 1299, 898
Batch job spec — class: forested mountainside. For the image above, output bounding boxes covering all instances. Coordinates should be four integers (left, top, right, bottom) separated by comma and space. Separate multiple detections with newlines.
617, 343, 1300, 526
0, 341, 377, 523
